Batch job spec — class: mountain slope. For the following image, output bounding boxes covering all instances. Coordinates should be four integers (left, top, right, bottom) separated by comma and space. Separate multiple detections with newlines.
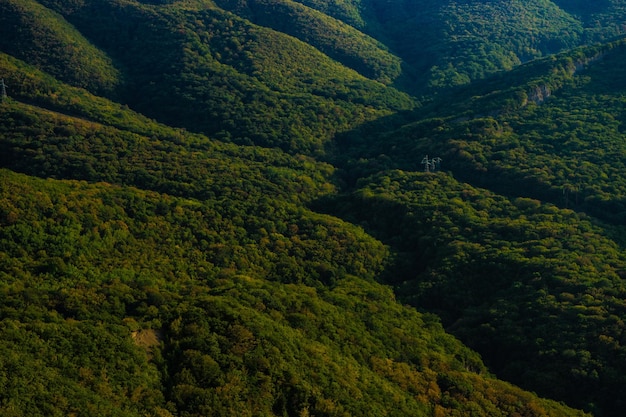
214, 0, 403, 84
0, 0, 120, 95
4, 0, 626, 416
20, 0, 626, 97
366, 0, 583, 89
0, 58, 588, 415
325, 38, 626, 415
31, 0, 413, 154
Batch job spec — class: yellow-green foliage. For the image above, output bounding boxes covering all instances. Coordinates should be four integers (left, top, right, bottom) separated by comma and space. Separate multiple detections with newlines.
0, 170, 587, 417
6, 1, 626, 416
28, 0, 413, 154
214, 0, 402, 84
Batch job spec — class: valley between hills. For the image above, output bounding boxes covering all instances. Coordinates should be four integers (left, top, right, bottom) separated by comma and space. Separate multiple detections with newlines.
3, 0, 626, 416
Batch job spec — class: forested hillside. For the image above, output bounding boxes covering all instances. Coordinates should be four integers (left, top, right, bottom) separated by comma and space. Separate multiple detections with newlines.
0, 58, 588, 416
16, 0, 414, 154
327, 39, 626, 415
3, 0, 626, 416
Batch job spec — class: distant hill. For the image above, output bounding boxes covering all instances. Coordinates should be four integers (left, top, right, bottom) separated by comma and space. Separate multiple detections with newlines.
213, 0, 403, 84
24, 0, 414, 154
364, 0, 583, 89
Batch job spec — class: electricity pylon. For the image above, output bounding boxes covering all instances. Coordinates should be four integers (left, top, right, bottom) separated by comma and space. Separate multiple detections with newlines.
421, 155, 442, 172
0, 79, 6, 103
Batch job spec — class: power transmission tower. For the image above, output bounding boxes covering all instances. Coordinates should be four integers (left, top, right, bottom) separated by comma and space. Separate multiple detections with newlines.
421, 155, 442, 172
431, 157, 442, 171
0, 79, 6, 103
421, 155, 431, 172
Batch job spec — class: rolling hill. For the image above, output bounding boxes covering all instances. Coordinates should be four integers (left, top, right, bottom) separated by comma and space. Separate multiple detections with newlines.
325, 38, 626, 415
0, 56, 589, 416
4, 0, 626, 416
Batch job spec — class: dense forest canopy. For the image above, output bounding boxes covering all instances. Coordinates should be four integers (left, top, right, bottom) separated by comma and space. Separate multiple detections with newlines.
3, 0, 626, 416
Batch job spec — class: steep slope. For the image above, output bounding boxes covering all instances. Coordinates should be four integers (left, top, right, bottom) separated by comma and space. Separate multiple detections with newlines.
0, 0, 120, 95
29, 0, 413, 154
366, 0, 583, 89
193, 0, 587, 90
337, 39, 626, 224
12, 0, 626, 131
0, 56, 588, 415
213, 0, 403, 84
267, 0, 626, 90
325, 38, 626, 416
5, 0, 626, 415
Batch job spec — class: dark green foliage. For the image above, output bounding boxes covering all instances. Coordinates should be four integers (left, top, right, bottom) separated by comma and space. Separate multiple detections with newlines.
322, 38, 626, 416
32, 0, 412, 154
322, 169, 626, 415
361, 0, 583, 90
0, 0, 120, 95
214, 0, 402, 84
7, 0, 626, 416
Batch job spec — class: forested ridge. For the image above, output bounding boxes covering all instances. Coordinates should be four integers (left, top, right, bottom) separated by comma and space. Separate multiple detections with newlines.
3, 0, 626, 416
0, 67, 587, 416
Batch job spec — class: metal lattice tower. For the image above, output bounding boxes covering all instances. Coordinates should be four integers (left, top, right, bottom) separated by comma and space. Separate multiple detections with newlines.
431, 157, 442, 171
0, 79, 6, 102
421, 155, 442, 172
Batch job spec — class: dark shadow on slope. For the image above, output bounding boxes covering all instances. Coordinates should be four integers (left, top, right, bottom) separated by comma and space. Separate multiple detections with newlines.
551, 0, 611, 21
